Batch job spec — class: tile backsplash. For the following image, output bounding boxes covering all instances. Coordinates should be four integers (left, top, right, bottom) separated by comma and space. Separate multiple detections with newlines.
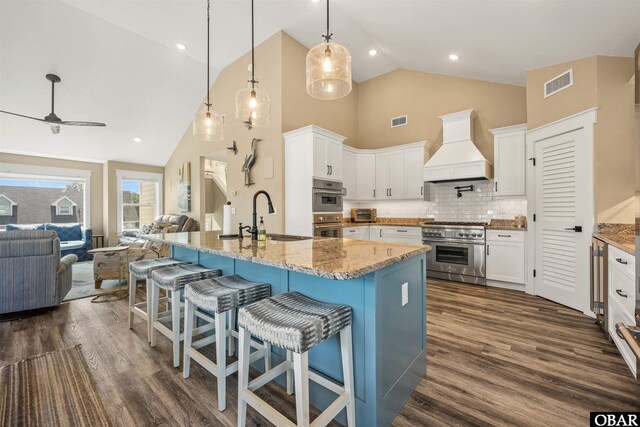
344, 179, 527, 223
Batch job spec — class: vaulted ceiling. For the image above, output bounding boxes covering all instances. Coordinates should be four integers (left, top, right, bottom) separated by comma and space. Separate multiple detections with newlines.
1, 0, 638, 166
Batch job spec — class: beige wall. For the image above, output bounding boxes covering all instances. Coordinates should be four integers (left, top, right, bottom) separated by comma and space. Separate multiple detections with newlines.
526, 55, 635, 224
0, 153, 104, 235
102, 160, 164, 246
165, 32, 284, 233
281, 33, 359, 145
356, 69, 527, 164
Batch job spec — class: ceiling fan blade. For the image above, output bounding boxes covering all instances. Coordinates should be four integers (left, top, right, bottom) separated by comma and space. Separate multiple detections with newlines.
0, 110, 47, 122
58, 120, 106, 127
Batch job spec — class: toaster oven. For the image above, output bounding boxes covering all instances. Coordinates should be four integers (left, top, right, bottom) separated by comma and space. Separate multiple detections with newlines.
351, 208, 377, 223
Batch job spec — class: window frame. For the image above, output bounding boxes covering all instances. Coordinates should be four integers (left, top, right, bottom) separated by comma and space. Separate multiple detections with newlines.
116, 170, 163, 233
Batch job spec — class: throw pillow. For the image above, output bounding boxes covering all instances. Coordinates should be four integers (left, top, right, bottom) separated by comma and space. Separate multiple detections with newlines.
45, 223, 82, 241
136, 223, 152, 237
149, 222, 173, 234
5, 224, 45, 231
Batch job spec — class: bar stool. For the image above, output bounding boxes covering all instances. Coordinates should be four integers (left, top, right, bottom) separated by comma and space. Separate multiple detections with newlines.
149, 264, 222, 367
237, 292, 355, 427
128, 258, 190, 342
182, 275, 272, 411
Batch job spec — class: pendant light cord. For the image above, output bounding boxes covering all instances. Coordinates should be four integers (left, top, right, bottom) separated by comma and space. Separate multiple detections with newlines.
250, 0, 256, 88
323, 0, 333, 42
206, 0, 211, 110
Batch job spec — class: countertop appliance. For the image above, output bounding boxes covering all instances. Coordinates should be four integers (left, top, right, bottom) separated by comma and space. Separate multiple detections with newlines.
313, 213, 343, 238
351, 208, 377, 223
590, 237, 608, 334
312, 178, 343, 213
422, 223, 486, 285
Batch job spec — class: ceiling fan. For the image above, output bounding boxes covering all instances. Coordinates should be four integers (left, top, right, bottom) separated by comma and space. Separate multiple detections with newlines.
0, 73, 106, 134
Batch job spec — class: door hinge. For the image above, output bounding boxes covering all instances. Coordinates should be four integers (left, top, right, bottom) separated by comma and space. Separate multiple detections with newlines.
533, 214, 536, 222
533, 269, 536, 277
529, 157, 536, 166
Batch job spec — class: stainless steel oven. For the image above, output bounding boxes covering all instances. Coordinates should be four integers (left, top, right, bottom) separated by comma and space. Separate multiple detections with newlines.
313, 213, 343, 238
312, 179, 343, 213
423, 224, 486, 285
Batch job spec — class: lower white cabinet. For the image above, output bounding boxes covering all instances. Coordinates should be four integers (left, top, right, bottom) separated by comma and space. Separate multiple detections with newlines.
486, 230, 525, 285
607, 245, 637, 378
369, 226, 385, 241
349, 225, 423, 244
343, 226, 370, 240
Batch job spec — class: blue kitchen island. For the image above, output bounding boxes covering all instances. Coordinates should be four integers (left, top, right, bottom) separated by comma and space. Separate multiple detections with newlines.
145, 231, 430, 426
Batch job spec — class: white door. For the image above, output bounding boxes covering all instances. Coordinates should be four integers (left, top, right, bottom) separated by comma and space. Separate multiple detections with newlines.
534, 127, 590, 312
342, 150, 357, 199
369, 226, 384, 241
327, 139, 343, 180
375, 152, 390, 199
486, 242, 525, 283
403, 146, 425, 199
313, 136, 329, 179
388, 151, 405, 199
495, 130, 526, 196
356, 154, 376, 200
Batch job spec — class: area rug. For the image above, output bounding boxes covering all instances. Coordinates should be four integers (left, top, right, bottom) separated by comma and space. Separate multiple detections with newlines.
64, 261, 128, 302
0, 345, 111, 426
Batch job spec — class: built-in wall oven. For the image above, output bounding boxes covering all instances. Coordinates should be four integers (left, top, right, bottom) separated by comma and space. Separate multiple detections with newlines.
312, 179, 343, 213
422, 224, 486, 285
313, 213, 343, 238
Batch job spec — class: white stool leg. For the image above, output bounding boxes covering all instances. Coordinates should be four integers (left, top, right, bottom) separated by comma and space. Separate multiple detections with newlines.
340, 325, 356, 427
286, 350, 294, 395
128, 271, 136, 328
215, 310, 227, 411
171, 289, 182, 368
237, 327, 251, 427
293, 352, 310, 427
145, 277, 152, 343
150, 281, 159, 347
228, 309, 236, 357
264, 342, 272, 372
183, 300, 195, 379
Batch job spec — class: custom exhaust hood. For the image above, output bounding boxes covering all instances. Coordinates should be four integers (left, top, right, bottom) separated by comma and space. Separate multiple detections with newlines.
423, 109, 493, 183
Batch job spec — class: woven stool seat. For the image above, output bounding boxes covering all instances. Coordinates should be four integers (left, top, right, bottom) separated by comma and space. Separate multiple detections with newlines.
150, 264, 221, 290
129, 258, 189, 278
184, 275, 271, 314
238, 292, 352, 353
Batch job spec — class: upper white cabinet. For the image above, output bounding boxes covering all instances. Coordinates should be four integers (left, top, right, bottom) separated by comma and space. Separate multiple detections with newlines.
490, 124, 527, 196
313, 134, 344, 180
342, 149, 357, 199
343, 141, 426, 201
356, 154, 376, 200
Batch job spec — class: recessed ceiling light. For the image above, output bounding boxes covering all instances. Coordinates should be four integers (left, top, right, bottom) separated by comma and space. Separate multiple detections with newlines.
176, 43, 188, 51
133, 137, 143, 143
449, 53, 460, 61
368, 49, 378, 57
311, 0, 320, 3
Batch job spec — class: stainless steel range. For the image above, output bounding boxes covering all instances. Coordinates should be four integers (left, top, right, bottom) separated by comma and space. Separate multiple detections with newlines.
422, 223, 486, 285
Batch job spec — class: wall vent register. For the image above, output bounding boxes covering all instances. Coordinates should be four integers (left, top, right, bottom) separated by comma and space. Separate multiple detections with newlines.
544, 68, 573, 98
391, 115, 408, 128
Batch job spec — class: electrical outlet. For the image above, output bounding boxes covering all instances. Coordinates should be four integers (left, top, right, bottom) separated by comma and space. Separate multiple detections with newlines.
231, 207, 236, 214
401, 282, 409, 306
230, 190, 237, 196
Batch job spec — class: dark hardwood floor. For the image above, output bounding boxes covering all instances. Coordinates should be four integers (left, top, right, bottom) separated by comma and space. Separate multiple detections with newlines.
1, 279, 638, 426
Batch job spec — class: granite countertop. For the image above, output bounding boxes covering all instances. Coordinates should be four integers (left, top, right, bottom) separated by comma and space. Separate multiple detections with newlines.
144, 231, 430, 280
593, 223, 635, 256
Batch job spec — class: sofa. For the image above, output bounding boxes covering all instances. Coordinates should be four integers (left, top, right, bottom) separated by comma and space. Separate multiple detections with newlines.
0, 230, 77, 314
118, 214, 197, 245
5, 223, 93, 261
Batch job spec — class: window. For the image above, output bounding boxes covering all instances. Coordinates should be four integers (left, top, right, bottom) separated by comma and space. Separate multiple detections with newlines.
0, 167, 89, 226
117, 170, 163, 232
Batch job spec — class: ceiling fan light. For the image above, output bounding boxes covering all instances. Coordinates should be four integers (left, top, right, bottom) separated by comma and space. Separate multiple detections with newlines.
306, 41, 352, 100
193, 105, 224, 141
236, 82, 270, 127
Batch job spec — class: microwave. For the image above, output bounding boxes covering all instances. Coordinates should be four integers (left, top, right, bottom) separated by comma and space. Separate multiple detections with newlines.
312, 179, 344, 213
351, 208, 377, 223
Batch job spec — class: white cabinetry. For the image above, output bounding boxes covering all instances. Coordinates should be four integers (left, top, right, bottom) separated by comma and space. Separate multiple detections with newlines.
343, 226, 370, 240
486, 230, 525, 287
375, 152, 391, 200
403, 146, 426, 199
369, 226, 384, 241
490, 124, 527, 196
284, 125, 347, 236
607, 245, 636, 378
383, 226, 423, 244
356, 154, 376, 200
342, 149, 357, 199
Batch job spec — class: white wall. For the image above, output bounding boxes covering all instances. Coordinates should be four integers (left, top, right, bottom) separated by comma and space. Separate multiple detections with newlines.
345, 179, 527, 222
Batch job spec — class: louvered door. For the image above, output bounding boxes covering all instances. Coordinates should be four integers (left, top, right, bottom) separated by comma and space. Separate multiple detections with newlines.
534, 128, 588, 311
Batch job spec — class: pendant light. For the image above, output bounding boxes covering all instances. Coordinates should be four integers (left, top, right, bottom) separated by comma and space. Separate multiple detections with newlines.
235, 0, 270, 129
193, 0, 224, 141
306, 0, 352, 100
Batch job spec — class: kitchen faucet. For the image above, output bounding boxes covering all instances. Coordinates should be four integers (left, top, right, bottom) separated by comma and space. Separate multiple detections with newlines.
241, 190, 274, 241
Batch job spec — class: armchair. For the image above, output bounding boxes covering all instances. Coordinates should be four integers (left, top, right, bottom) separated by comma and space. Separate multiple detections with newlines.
0, 230, 77, 314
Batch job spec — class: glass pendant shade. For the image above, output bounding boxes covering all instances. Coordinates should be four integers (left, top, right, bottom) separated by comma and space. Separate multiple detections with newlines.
193, 106, 224, 142
235, 82, 271, 127
306, 41, 352, 100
